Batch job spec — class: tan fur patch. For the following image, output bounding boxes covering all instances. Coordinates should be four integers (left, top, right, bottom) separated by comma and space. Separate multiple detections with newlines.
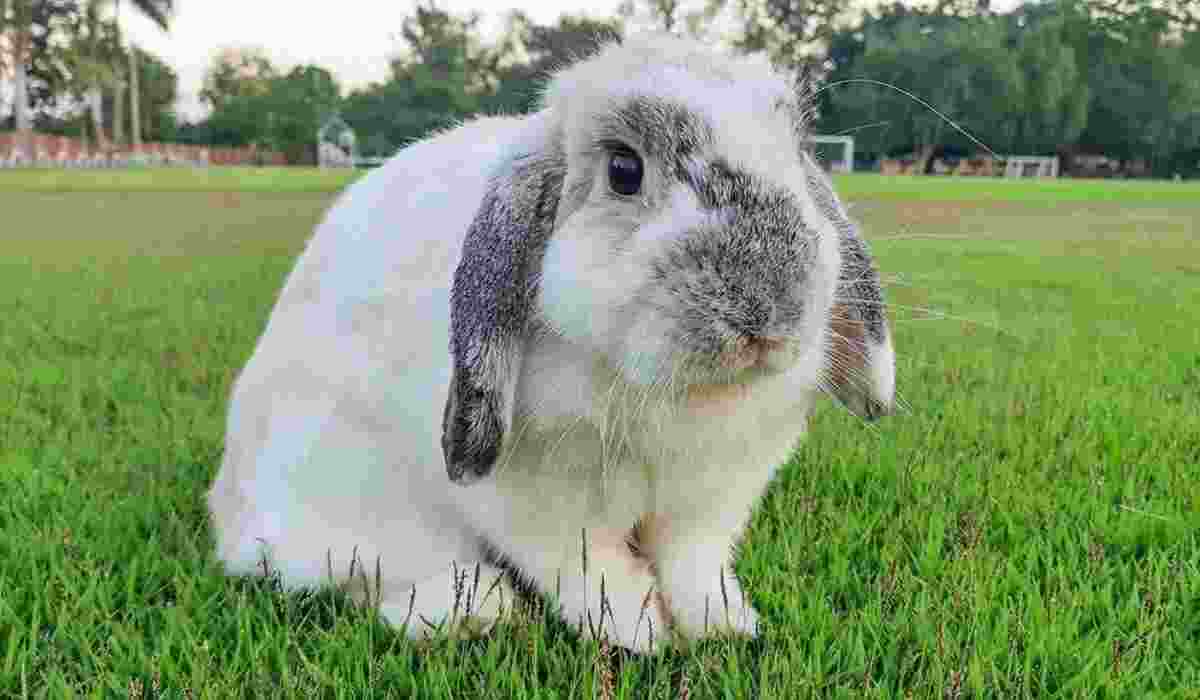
683, 382, 751, 415
827, 305, 868, 393
652, 587, 676, 638
589, 527, 654, 578
627, 512, 670, 566
627, 513, 677, 639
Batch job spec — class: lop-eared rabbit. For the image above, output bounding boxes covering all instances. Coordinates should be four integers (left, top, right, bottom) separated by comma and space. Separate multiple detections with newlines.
208, 35, 895, 653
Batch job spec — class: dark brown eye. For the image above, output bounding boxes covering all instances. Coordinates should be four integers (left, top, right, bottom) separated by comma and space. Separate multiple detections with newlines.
608, 147, 644, 196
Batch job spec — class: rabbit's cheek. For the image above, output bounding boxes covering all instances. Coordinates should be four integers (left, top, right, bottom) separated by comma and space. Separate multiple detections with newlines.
614, 312, 678, 387
631, 185, 708, 250
541, 239, 615, 336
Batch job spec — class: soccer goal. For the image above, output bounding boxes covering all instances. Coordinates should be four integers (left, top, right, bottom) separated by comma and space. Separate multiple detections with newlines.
1002, 155, 1059, 178
804, 135, 855, 174
318, 115, 358, 169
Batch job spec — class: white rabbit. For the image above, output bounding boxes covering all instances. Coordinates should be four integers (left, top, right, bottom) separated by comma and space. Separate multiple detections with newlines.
207, 35, 895, 653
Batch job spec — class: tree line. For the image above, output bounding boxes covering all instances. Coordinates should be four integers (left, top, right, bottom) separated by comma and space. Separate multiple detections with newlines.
816, 0, 1200, 175
1, 0, 174, 148
4, 0, 1199, 175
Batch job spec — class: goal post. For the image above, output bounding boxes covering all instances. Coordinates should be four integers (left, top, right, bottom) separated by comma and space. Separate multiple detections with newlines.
1002, 155, 1059, 178
804, 135, 855, 174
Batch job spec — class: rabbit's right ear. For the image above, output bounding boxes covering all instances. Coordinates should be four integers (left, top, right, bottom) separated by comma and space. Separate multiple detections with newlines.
800, 152, 896, 421
442, 127, 565, 486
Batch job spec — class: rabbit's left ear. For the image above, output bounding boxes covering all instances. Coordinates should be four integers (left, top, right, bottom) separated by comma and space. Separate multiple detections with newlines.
442, 138, 565, 486
801, 153, 896, 421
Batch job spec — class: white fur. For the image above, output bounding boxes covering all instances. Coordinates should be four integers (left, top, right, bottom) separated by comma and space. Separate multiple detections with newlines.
872, 331, 897, 408
208, 36, 890, 652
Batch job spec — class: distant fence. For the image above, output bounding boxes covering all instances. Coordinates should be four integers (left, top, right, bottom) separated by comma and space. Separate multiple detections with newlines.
0, 132, 286, 168
880, 154, 1061, 178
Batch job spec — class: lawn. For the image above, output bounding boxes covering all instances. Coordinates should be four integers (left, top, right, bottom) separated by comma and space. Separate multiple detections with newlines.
1, 170, 1198, 698
4, 165, 1200, 202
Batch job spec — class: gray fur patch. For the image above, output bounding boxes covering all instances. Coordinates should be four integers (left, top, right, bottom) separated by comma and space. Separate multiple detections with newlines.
604, 95, 713, 179
652, 159, 818, 363
479, 536, 541, 603
443, 148, 565, 485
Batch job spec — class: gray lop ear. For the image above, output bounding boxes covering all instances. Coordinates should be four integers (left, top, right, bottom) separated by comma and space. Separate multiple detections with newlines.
801, 153, 896, 421
442, 144, 565, 485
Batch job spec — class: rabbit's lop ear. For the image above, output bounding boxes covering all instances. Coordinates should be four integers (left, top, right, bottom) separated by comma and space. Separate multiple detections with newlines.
442, 129, 565, 485
802, 153, 896, 421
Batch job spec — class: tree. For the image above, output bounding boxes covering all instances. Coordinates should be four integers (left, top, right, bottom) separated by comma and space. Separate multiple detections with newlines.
1185, 18, 1200, 65
619, 0, 683, 32
342, 2, 498, 155
62, 0, 120, 146
486, 11, 622, 114
823, 12, 1023, 169
1076, 24, 1200, 173
130, 46, 176, 141
3, 0, 78, 141
200, 60, 341, 164
733, 0, 861, 67
1046, 0, 1200, 174
1007, 6, 1090, 154
812, 0, 1200, 175
392, 1, 496, 92
199, 46, 276, 110
1084, 0, 1200, 36
617, 0, 727, 37
257, 65, 341, 163
5, 0, 36, 137
197, 48, 278, 148
105, 0, 173, 146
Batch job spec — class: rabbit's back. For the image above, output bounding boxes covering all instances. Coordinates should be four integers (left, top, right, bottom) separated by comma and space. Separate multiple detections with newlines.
283, 114, 531, 317
208, 114, 533, 585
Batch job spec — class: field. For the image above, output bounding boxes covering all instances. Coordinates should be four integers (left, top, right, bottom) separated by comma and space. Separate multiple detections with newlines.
2, 168, 1198, 698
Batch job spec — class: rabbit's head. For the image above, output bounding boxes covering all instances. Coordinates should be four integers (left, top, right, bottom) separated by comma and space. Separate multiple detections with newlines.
443, 36, 895, 484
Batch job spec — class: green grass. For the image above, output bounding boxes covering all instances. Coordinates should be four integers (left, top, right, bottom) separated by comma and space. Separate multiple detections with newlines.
3, 165, 1198, 202
0, 167, 362, 193
834, 173, 1200, 203
1, 170, 1198, 698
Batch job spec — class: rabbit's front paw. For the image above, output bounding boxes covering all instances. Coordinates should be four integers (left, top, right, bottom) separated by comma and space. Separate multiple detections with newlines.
660, 565, 759, 640
377, 562, 516, 640
550, 529, 673, 654
574, 570, 671, 654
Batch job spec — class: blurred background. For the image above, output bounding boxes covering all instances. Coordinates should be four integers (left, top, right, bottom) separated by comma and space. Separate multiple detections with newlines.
1, 0, 1198, 178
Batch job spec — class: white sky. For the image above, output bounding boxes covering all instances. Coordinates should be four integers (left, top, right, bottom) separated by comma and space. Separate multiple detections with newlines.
123, 0, 624, 120
123, 0, 1022, 121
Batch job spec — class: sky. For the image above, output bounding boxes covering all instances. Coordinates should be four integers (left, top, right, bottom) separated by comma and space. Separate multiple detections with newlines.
124, 0, 1022, 121
123, 0, 624, 120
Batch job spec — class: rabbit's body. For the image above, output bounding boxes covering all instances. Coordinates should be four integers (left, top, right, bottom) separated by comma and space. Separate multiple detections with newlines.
210, 36, 895, 652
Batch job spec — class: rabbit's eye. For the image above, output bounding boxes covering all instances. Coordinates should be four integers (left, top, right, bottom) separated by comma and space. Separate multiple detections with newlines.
608, 148, 644, 197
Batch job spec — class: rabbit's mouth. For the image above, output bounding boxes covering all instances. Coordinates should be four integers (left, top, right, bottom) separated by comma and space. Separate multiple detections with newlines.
722, 335, 790, 373
678, 339, 800, 410
666, 333, 803, 391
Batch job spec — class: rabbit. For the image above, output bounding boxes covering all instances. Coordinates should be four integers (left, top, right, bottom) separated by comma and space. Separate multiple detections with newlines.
206, 34, 895, 654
